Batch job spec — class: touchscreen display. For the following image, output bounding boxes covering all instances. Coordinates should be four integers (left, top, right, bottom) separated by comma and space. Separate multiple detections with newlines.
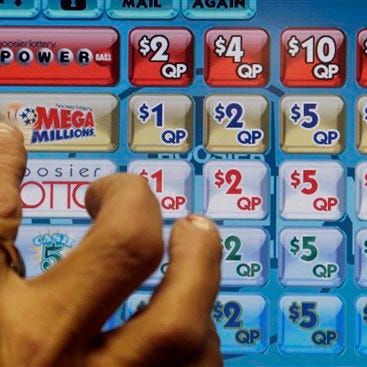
3, 1, 366, 366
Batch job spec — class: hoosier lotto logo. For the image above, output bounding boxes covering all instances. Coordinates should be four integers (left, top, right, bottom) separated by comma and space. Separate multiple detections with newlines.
5, 103, 96, 144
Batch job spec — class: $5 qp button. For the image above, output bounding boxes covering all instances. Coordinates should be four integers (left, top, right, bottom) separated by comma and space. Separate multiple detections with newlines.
279, 161, 345, 220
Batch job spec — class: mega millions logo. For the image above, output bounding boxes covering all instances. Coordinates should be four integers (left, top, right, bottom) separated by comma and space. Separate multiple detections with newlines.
7, 103, 96, 144
17, 106, 38, 127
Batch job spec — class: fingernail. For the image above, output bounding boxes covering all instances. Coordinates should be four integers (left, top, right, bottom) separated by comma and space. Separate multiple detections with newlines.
187, 214, 216, 231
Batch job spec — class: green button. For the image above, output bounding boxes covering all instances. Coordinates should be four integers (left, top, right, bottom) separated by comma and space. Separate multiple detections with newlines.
0, 0, 40, 18
183, 0, 256, 19
106, 0, 179, 19
43, 0, 103, 19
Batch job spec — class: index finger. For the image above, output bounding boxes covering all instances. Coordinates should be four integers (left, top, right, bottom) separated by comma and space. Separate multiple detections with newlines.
0, 124, 27, 277
91, 215, 222, 366
30, 174, 164, 334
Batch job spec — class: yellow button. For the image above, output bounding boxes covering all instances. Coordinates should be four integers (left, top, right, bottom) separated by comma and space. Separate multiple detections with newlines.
129, 94, 193, 153
356, 96, 367, 153
280, 95, 345, 154
204, 94, 269, 153
0, 93, 118, 152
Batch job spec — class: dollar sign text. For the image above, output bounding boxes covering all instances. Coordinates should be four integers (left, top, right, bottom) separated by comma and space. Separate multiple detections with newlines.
214, 169, 243, 194
214, 35, 244, 63
290, 236, 300, 256
212, 300, 224, 322
288, 35, 300, 57
363, 304, 367, 323
289, 301, 318, 329
290, 169, 318, 195
138, 35, 169, 62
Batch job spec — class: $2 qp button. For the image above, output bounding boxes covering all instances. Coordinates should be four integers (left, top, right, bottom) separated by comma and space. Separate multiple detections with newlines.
203, 161, 269, 219
129, 28, 194, 86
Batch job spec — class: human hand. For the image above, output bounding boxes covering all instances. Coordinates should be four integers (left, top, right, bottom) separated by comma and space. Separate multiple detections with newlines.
0, 124, 223, 367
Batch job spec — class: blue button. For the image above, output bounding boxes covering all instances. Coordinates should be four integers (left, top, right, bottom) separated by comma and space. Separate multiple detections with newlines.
0, 0, 40, 18
123, 292, 268, 354
220, 227, 269, 287
279, 228, 344, 287
183, 0, 256, 19
103, 304, 125, 332
124, 292, 152, 321
212, 294, 268, 354
279, 295, 344, 354
106, 0, 179, 19
356, 296, 367, 354
355, 229, 367, 287
43, 0, 103, 18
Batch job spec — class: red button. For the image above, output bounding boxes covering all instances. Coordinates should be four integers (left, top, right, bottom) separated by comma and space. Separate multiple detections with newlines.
281, 28, 346, 87
129, 28, 194, 87
0, 27, 119, 86
357, 29, 367, 86
204, 28, 269, 87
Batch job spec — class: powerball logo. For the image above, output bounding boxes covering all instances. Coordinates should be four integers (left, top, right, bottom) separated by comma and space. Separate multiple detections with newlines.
7, 103, 96, 144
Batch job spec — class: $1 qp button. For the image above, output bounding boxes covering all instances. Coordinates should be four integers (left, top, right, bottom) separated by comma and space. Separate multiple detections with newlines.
128, 160, 193, 219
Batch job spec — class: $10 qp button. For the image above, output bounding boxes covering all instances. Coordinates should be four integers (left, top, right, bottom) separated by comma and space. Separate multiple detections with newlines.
281, 28, 346, 87
279, 161, 345, 220
203, 161, 269, 219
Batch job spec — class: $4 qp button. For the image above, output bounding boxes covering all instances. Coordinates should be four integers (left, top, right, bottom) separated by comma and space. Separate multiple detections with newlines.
205, 28, 269, 87
129, 28, 194, 86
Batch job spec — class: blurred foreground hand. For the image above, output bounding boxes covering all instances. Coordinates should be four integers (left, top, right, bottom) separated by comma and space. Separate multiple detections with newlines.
0, 123, 223, 367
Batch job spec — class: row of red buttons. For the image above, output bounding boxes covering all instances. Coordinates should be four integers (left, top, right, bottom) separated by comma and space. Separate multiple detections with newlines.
0, 27, 365, 87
